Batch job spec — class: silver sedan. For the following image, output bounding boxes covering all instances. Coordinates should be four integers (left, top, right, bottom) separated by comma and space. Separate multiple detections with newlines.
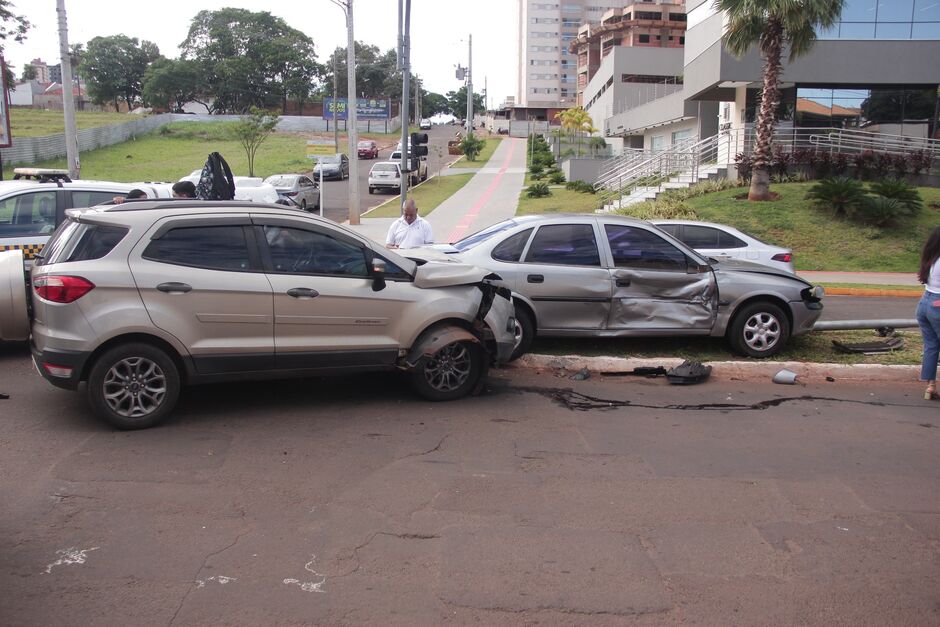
422, 214, 824, 359
651, 219, 795, 273
264, 174, 321, 211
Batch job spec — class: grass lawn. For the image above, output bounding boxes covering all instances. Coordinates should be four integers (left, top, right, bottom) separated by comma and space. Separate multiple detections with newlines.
10, 109, 132, 137
623, 182, 940, 272
532, 328, 922, 366
516, 186, 600, 215
365, 173, 475, 218
29, 122, 313, 181
449, 137, 503, 168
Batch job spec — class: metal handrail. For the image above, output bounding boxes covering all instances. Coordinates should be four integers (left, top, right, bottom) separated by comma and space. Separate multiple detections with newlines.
596, 135, 718, 195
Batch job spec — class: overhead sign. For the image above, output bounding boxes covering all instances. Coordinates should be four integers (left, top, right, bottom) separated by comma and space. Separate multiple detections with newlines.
323, 98, 390, 121
306, 141, 335, 159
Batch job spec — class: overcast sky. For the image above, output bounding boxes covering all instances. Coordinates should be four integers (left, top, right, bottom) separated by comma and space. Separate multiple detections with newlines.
4, 0, 518, 108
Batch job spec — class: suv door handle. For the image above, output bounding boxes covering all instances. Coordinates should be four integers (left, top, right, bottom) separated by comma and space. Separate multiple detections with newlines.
287, 288, 320, 299
527, 274, 544, 284
616, 278, 631, 287
156, 282, 192, 293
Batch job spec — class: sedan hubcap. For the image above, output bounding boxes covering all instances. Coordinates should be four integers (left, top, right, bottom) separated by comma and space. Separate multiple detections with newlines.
743, 312, 781, 352
102, 357, 167, 418
424, 343, 472, 392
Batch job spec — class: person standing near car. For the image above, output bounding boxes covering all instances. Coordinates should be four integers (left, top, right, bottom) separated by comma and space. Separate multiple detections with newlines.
916, 226, 940, 400
386, 199, 433, 249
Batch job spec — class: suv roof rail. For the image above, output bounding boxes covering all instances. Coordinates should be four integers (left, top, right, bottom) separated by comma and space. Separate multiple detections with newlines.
99, 199, 300, 212
12, 168, 72, 184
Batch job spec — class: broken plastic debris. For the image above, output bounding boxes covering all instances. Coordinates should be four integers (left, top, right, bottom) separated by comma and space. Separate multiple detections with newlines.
666, 360, 712, 385
569, 367, 591, 381
772, 369, 798, 385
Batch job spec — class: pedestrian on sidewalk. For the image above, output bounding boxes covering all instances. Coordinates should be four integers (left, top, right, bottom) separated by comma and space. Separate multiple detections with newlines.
916, 226, 940, 400
386, 199, 434, 249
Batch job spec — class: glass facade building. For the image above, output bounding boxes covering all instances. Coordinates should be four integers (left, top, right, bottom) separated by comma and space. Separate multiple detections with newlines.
819, 0, 940, 39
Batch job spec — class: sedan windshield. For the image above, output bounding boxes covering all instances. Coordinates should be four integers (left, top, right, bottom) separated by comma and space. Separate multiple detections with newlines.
453, 219, 519, 252
265, 175, 296, 187
319, 155, 341, 164
357, 141, 373, 148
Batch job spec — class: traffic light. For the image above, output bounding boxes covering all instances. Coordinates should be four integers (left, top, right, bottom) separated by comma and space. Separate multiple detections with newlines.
410, 132, 429, 158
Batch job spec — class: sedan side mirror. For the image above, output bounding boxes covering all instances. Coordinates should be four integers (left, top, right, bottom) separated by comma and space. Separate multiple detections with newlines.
371, 258, 387, 292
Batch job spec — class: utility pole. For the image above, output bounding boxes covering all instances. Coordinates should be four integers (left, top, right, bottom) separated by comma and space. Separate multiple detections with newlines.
466, 34, 473, 138
398, 0, 411, 211
344, 1, 360, 225
332, 49, 339, 152
56, 0, 80, 179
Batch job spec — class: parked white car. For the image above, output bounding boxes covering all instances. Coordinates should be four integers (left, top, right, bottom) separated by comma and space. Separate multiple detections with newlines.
180, 171, 280, 204
651, 220, 795, 273
369, 162, 402, 194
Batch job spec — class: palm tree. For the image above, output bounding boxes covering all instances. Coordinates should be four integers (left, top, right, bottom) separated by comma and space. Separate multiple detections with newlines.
720, 0, 844, 201
554, 107, 594, 157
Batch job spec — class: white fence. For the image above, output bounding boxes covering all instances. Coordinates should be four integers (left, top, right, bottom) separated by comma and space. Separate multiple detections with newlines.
0, 113, 402, 166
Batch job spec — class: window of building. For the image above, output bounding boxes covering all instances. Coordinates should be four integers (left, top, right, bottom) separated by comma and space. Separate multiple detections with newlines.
635, 11, 663, 20
669, 12, 687, 22
621, 74, 683, 84
818, 0, 940, 40
650, 135, 665, 152
638, 34, 651, 43
672, 128, 694, 144
794, 86, 938, 137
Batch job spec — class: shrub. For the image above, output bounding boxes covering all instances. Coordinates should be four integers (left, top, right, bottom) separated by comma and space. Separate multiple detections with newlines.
833, 152, 849, 176
622, 197, 698, 220
734, 152, 752, 182
815, 150, 833, 179
526, 182, 551, 198
528, 163, 544, 178
892, 153, 909, 179
459, 135, 486, 161
851, 196, 905, 227
908, 150, 929, 176
548, 170, 565, 184
869, 179, 923, 216
806, 177, 866, 216
771, 145, 792, 178
792, 147, 814, 166
533, 151, 555, 168
873, 152, 893, 179
854, 150, 875, 180
565, 180, 596, 194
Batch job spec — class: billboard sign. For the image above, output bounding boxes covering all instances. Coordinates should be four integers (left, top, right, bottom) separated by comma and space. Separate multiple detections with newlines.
323, 98, 390, 121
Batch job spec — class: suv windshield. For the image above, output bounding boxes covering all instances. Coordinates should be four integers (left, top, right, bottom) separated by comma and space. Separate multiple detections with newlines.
453, 219, 519, 252
357, 141, 372, 148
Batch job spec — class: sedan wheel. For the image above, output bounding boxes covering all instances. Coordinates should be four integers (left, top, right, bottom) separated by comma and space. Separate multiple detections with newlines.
411, 341, 483, 401
728, 302, 790, 358
301, 199, 307, 210
87, 342, 181, 429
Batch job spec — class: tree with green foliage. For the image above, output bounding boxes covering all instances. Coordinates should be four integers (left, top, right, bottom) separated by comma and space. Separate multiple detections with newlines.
181, 8, 318, 114
720, 0, 845, 201
81, 35, 161, 110
459, 134, 485, 161
0, 0, 29, 55
445, 85, 483, 119
422, 91, 449, 117
142, 58, 202, 112
231, 107, 279, 177
19, 63, 35, 81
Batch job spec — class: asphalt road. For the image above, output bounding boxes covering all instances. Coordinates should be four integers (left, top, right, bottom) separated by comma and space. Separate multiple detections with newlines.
318, 123, 460, 223
820, 295, 918, 322
1, 341, 937, 625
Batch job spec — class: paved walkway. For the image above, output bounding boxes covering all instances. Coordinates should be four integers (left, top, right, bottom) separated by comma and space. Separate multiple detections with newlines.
345, 137, 527, 245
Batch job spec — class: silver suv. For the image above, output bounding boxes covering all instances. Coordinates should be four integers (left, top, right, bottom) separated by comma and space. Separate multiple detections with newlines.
0, 201, 515, 429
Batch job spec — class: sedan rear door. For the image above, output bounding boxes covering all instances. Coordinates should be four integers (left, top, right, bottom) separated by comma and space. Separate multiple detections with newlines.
602, 223, 716, 331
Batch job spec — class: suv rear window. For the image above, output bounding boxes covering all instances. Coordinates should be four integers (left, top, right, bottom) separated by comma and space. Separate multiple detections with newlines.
36, 220, 128, 265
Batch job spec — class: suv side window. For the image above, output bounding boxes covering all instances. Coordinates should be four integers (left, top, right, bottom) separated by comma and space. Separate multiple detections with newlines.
524, 224, 600, 266
0, 191, 57, 237
143, 226, 252, 271
263, 226, 368, 276
605, 224, 688, 272
71, 190, 122, 208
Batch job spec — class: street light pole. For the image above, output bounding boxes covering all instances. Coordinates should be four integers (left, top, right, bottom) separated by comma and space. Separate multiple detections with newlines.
398, 0, 411, 211
466, 34, 473, 138
330, 0, 360, 225
56, 0, 80, 179
332, 49, 339, 152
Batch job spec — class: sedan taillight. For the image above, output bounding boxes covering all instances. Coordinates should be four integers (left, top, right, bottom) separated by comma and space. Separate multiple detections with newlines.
34, 275, 95, 303
771, 253, 793, 263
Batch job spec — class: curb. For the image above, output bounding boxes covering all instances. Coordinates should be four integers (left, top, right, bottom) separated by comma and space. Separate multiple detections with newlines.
507, 353, 919, 384
823, 287, 920, 298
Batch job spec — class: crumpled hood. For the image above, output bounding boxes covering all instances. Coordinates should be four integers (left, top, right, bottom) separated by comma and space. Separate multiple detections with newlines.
711, 257, 811, 286
412, 259, 492, 288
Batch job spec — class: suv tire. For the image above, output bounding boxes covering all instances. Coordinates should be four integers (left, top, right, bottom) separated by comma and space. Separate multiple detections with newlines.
87, 342, 181, 430
728, 301, 790, 358
411, 341, 483, 401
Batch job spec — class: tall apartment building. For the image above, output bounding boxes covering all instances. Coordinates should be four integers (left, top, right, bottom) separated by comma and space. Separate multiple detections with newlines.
571, 1, 686, 106
516, 0, 626, 111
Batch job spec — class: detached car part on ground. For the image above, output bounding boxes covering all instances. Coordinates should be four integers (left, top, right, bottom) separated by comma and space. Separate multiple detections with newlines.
423, 215, 824, 360
0, 202, 515, 430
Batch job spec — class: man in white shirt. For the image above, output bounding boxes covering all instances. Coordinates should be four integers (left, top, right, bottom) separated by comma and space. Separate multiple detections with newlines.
386, 199, 434, 249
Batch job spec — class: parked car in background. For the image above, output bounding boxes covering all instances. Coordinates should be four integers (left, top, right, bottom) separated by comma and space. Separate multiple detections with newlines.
2, 201, 515, 429
651, 220, 795, 273
369, 162, 402, 194
420, 214, 824, 360
0, 168, 171, 263
419, 118, 432, 130
357, 140, 379, 159
389, 150, 428, 185
264, 174, 320, 211
312, 154, 349, 180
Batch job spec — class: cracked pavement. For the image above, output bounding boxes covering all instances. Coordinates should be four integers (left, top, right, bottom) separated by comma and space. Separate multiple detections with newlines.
1, 340, 938, 625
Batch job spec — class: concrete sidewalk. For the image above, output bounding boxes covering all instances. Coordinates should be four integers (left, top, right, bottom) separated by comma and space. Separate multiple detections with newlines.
345, 137, 527, 246
799, 270, 922, 297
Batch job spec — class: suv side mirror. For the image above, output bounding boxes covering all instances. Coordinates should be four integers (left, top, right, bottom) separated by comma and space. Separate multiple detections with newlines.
371, 258, 387, 292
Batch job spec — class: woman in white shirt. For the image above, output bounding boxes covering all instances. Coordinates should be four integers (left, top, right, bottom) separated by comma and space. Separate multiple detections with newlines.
916, 226, 940, 400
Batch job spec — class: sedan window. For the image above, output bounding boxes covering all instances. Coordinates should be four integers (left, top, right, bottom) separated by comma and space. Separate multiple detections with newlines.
264, 226, 367, 277
605, 224, 688, 271
0, 191, 57, 237
525, 224, 600, 266
491, 228, 533, 262
681, 225, 721, 249
717, 230, 747, 249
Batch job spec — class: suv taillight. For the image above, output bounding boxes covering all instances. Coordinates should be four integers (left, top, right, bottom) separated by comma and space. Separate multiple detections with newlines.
33, 275, 95, 303
771, 253, 792, 263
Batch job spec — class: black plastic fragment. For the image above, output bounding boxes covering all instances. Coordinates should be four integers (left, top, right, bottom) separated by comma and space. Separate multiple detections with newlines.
666, 360, 712, 385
